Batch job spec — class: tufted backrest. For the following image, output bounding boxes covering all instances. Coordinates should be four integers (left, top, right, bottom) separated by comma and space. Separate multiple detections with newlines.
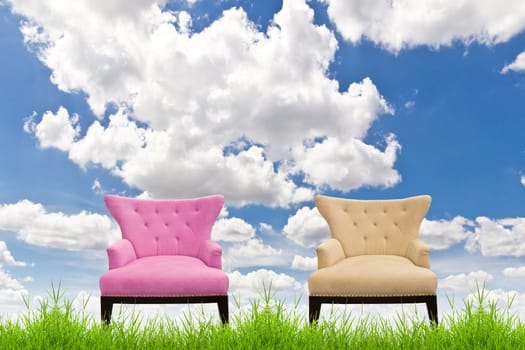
105, 195, 224, 258
315, 195, 431, 258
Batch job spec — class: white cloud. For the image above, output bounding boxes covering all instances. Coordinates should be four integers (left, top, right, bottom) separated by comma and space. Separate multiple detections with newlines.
439, 270, 493, 291
14, 0, 400, 207
24, 106, 80, 151
465, 288, 522, 317
283, 206, 329, 248
0, 200, 119, 251
69, 108, 148, 169
0, 241, 26, 267
324, 0, 525, 52
466, 217, 525, 256
228, 269, 303, 299
0, 269, 25, 290
212, 217, 255, 242
292, 133, 401, 191
224, 239, 284, 269
259, 223, 273, 234
521, 175, 525, 186
502, 50, 525, 74
0, 267, 28, 317
291, 255, 317, 271
503, 266, 525, 278
420, 216, 474, 250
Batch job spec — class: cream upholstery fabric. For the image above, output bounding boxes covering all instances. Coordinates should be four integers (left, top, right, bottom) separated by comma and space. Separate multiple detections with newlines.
309, 195, 437, 297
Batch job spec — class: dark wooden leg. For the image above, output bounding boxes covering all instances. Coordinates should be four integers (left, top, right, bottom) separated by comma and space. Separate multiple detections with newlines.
309, 297, 321, 324
217, 296, 229, 325
100, 296, 113, 325
426, 296, 438, 325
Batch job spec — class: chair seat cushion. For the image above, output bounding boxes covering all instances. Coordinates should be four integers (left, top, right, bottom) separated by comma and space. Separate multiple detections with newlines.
100, 256, 229, 296
308, 255, 437, 297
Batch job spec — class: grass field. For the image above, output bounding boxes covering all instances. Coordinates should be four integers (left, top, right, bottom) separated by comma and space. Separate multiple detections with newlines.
1, 285, 525, 349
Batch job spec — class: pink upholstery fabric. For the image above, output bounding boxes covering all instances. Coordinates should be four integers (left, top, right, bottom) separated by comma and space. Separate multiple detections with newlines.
100, 194, 228, 297
107, 239, 136, 270
100, 256, 228, 296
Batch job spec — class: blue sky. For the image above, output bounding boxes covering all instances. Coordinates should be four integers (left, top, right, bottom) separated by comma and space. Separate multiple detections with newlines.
1, 0, 525, 322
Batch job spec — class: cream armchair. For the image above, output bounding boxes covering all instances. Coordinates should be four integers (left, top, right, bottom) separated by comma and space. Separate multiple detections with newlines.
308, 195, 438, 324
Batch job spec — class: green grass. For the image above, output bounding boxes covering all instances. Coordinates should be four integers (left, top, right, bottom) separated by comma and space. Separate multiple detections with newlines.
2, 284, 525, 349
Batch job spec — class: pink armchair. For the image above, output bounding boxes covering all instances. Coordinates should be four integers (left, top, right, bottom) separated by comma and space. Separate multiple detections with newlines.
99, 194, 229, 324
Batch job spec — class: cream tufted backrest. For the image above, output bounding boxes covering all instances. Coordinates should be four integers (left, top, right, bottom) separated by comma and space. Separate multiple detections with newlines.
315, 195, 431, 258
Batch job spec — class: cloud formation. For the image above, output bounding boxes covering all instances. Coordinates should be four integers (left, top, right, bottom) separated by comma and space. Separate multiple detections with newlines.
228, 268, 303, 299
291, 255, 317, 271
0, 241, 26, 267
439, 270, 493, 291
323, 0, 525, 52
13, 0, 399, 207
420, 216, 474, 250
283, 206, 329, 248
0, 200, 119, 251
502, 50, 525, 74
467, 217, 525, 257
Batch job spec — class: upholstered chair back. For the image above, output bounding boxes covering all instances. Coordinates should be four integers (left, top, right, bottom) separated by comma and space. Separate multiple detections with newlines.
315, 195, 431, 258
105, 195, 224, 258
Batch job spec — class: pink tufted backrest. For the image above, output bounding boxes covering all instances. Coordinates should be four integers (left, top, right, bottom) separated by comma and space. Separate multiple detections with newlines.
105, 195, 224, 258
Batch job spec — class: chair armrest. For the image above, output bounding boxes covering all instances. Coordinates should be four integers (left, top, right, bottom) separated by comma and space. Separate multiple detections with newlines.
198, 240, 222, 269
316, 238, 345, 269
406, 238, 431, 268
107, 239, 136, 270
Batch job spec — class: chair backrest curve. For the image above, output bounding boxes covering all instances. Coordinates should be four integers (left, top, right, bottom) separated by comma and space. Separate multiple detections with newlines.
105, 194, 224, 258
315, 195, 431, 257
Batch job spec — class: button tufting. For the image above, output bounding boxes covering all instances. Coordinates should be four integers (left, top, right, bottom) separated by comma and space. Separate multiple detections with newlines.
363, 236, 368, 240
144, 222, 149, 227
155, 236, 159, 241
165, 223, 169, 227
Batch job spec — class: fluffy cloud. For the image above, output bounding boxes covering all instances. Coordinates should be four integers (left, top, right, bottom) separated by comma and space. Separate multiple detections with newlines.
212, 217, 255, 242
283, 206, 329, 248
323, 0, 525, 52
0, 200, 119, 251
420, 216, 474, 250
439, 270, 493, 291
0, 241, 26, 267
13, 0, 399, 207
23, 107, 80, 151
292, 133, 401, 191
502, 50, 525, 74
291, 255, 317, 271
466, 217, 525, 256
0, 268, 28, 314
503, 266, 525, 278
224, 239, 284, 269
228, 269, 303, 299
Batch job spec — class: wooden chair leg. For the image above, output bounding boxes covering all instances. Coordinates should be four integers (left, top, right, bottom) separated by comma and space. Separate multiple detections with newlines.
217, 296, 229, 324
309, 297, 321, 324
100, 297, 113, 325
426, 296, 438, 325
